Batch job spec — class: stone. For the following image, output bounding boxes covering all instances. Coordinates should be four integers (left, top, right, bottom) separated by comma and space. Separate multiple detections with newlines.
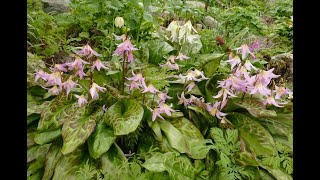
185, 1, 206, 9
41, 0, 70, 13
195, 24, 202, 32
203, 16, 219, 28
268, 53, 293, 83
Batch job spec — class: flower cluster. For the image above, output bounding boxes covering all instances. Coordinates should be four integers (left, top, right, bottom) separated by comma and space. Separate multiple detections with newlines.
178, 69, 208, 92
35, 44, 107, 107
113, 35, 138, 63
159, 52, 189, 70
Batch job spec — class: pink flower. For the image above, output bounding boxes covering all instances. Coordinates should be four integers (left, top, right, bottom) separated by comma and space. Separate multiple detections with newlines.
47, 71, 63, 86
159, 102, 176, 117
206, 102, 227, 119
113, 39, 138, 62
236, 44, 255, 60
113, 33, 127, 41
62, 77, 78, 95
213, 88, 237, 102
75, 94, 88, 107
50, 64, 68, 72
91, 59, 108, 71
263, 94, 287, 107
67, 57, 89, 70
35, 70, 50, 82
274, 86, 291, 99
225, 55, 241, 70
257, 68, 280, 85
76, 44, 100, 58
177, 91, 189, 107
186, 82, 196, 92
249, 82, 271, 96
244, 60, 257, 71
249, 40, 261, 51
48, 85, 61, 95
89, 83, 106, 100
126, 81, 141, 91
141, 81, 159, 94
127, 51, 134, 63
74, 67, 87, 79
126, 70, 144, 83
175, 52, 190, 61
152, 108, 164, 121
158, 92, 172, 102
160, 61, 179, 70
168, 55, 176, 63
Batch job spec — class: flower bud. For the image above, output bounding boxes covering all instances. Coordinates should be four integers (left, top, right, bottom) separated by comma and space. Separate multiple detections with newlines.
115, 17, 124, 28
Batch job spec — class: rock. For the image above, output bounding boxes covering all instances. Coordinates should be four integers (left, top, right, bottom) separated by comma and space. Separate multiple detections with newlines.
203, 16, 219, 28
268, 53, 293, 83
41, 0, 70, 13
185, 1, 206, 9
195, 24, 202, 32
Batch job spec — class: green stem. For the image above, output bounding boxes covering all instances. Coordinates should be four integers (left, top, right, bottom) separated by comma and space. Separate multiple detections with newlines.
122, 53, 127, 96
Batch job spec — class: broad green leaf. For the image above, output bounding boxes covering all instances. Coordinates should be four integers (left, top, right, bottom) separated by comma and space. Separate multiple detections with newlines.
253, 116, 292, 139
38, 96, 78, 131
52, 148, 84, 180
205, 74, 225, 102
196, 53, 224, 77
27, 169, 43, 180
27, 144, 51, 163
259, 164, 292, 180
234, 150, 259, 166
259, 169, 276, 180
228, 113, 278, 157
61, 107, 98, 155
148, 120, 163, 141
27, 132, 36, 147
88, 121, 116, 159
143, 12, 153, 22
105, 99, 144, 135
100, 143, 127, 173
34, 128, 61, 145
171, 118, 212, 159
43, 144, 63, 180
92, 70, 107, 86
27, 156, 45, 177
27, 101, 50, 116
158, 120, 189, 153
27, 113, 41, 126
234, 99, 277, 118
143, 152, 196, 180
161, 111, 184, 119
146, 39, 175, 65
188, 106, 215, 123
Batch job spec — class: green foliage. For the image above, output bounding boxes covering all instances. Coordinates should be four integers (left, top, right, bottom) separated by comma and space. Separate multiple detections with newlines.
234, 99, 277, 118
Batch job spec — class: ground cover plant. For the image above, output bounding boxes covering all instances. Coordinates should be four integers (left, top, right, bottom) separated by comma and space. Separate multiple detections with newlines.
27, 0, 293, 179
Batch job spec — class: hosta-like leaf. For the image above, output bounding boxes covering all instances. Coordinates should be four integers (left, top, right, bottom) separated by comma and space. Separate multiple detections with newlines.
38, 96, 78, 131
228, 113, 278, 157
88, 121, 116, 159
234, 99, 277, 118
170, 118, 212, 159
27, 156, 45, 177
196, 53, 224, 77
158, 120, 189, 153
61, 107, 98, 155
34, 128, 61, 145
52, 148, 84, 180
43, 144, 63, 180
104, 99, 144, 135
143, 152, 196, 180
100, 143, 127, 174
27, 144, 51, 163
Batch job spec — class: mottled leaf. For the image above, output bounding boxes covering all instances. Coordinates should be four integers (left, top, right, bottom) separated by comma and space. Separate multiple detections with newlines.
253, 115, 292, 139
43, 144, 63, 180
234, 99, 277, 118
142, 152, 167, 172
61, 108, 98, 155
259, 164, 292, 180
228, 113, 278, 157
27, 144, 51, 163
27, 156, 45, 177
88, 121, 116, 159
27, 132, 36, 147
196, 53, 224, 77
104, 99, 144, 135
100, 143, 127, 173
34, 128, 61, 145
148, 120, 163, 141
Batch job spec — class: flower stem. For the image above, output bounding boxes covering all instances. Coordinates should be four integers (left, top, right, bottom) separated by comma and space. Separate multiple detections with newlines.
89, 58, 93, 86
122, 54, 127, 95
241, 92, 246, 101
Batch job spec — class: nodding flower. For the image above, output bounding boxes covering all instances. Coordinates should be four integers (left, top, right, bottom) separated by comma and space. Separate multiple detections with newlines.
113, 38, 138, 63
225, 54, 241, 70
160, 61, 179, 70
48, 85, 61, 95
89, 83, 106, 100
91, 59, 108, 71
274, 86, 292, 99
235, 44, 255, 60
75, 94, 88, 107
263, 93, 287, 107
62, 77, 78, 95
206, 101, 227, 119
175, 52, 190, 61
35, 70, 50, 82
76, 44, 100, 58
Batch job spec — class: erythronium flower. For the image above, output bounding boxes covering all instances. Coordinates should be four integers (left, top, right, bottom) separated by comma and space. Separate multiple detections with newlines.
244, 60, 257, 71
141, 81, 159, 94
47, 71, 63, 86
113, 33, 126, 41
77, 44, 100, 58
152, 107, 164, 121
91, 59, 108, 71
263, 94, 287, 107
74, 94, 88, 107
67, 57, 89, 70
89, 83, 106, 100
158, 92, 172, 102
177, 91, 189, 107
206, 101, 227, 119
168, 55, 176, 63
127, 51, 134, 63
188, 95, 198, 105
225, 55, 241, 70
160, 61, 179, 70
236, 44, 255, 60
249, 82, 271, 96
194, 69, 209, 80
186, 81, 196, 92
274, 86, 291, 99
175, 52, 190, 61
213, 88, 237, 102
74, 67, 87, 79
257, 68, 280, 85
48, 85, 61, 95
113, 39, 138, 61
51, 64, 68, 72
159, 102, 176, 117
250, 41, 261, 51
62, 77, 78, 95
126, 81, 141, 91
35, 70, 50, 82
126, 70, 144, 83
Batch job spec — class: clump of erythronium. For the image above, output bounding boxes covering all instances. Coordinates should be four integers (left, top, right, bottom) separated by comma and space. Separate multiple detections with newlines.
176, 43, 292, 120
34, 44, 108, 107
